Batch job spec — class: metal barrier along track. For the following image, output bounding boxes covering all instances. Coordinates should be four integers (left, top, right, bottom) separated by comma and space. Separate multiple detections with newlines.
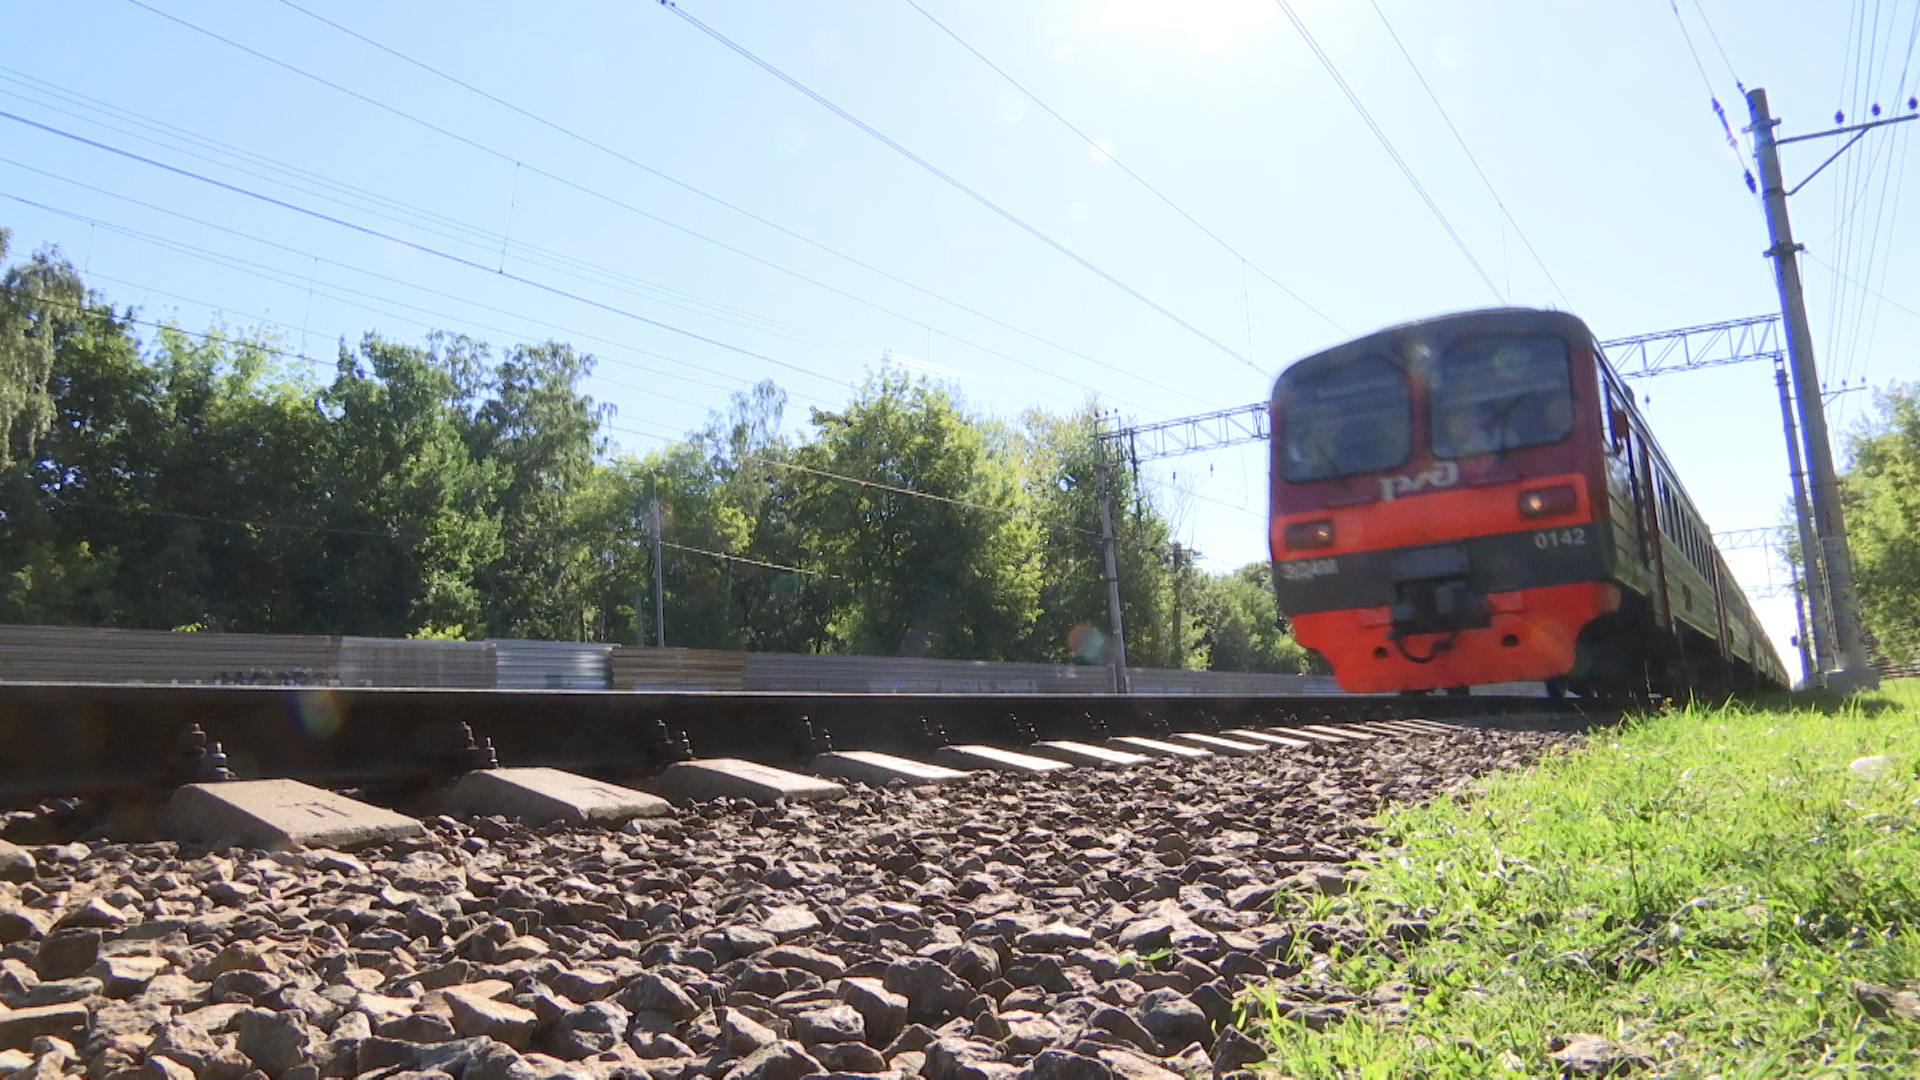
0, 682, 1582, 802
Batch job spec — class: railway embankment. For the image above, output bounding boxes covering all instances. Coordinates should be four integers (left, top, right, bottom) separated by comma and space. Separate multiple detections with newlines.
1254, 680, 1920, 1076
0, 723, 1569, 1080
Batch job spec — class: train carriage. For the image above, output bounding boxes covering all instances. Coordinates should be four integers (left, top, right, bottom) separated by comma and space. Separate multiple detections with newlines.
1268, 308, 1787, 697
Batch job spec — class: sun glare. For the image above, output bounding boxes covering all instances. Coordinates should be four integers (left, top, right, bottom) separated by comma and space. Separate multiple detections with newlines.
1080, 0, 1272, 51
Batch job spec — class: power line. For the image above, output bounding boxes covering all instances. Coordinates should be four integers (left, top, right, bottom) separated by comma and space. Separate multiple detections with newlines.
80, 266, 719, 419
16, 274, 334, 369
23, 273, 1188, 564
1, 109, 859, 391
226, 3, 1213, 410
21, 255, 707, 432
1823, 0, 1885, 410
1270, 0, 1505, 302
1, 176, 839, 405
60, 502, 413, 540
1688, 0, 1747, 91
1824, 0, 1918, 426
15, 271, 1170, 560
616, 425, 1181, 556
1365, 0, 1572, 309
900, 0, 1344, 337
1663, 0, 1756, 193
0, 63, 508, 252
1848, 10, 1919, 403
659, 540, 839, 579
0, 70, 925, 368
0, 80, 1135, 417
13, 299, 828, 572
751, 456, 1028, 523
657, 1, 1267, 377
1668, 0, 1723, 99
12, 193, 1240, 542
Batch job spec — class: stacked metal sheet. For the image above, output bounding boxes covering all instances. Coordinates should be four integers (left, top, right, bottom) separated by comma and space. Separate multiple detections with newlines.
490, 639, 615, 689
339, 637, 493, 688
0, 624, 337, 685
0, 623, 1340, 695
610, 647, 747, 691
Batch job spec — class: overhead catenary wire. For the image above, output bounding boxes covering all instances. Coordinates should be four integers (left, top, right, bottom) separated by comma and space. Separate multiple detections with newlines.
1, 109, 863, 392
659, 541, 839, 579
17, 263, 721, 429
1847, 7, 1920, 403
0, 127, 1126, 415
0, 71, 1010, 381
901, 0, 1344, 337
1365, 0, 1573, 309
1663, 0, 1757, 192
1820, 0, 1918, 427
1826, 0, 1900, 405
1, 180, 843, 406
616, 421, 1185, 557
1269, 0, 1506, 303
60, 448, 837, 584
62, 502, 419, 540
77, 266, 720, 419
181, 4, 1212, 412
1688, 0, 1747, 91
15, 274, 1191, 567
657, 1, 1268, 378
1821, 0, 1871, 405
11, 206, 1222, 568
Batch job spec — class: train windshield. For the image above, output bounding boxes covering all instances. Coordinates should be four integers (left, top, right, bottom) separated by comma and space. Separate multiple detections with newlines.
1429, 334, 1573, 458
1279, 354, 1411, 482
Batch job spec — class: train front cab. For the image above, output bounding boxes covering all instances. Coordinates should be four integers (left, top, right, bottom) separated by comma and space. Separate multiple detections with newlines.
1268, 309, 1622, 695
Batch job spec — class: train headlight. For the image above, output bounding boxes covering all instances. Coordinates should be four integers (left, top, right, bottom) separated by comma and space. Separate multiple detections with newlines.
1517, 484, 1578, 518
1283, 519, 1336, 550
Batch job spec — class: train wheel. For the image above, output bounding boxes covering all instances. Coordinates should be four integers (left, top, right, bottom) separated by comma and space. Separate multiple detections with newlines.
1544, 677, 1566, 700
1444, 685, 1471, 697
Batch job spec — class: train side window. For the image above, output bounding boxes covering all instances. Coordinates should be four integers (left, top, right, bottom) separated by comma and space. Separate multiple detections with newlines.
1603, 377, 1632, 455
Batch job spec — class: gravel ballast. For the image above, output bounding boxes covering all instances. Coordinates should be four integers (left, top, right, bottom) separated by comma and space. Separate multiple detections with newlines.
0, 725, 1575, 1080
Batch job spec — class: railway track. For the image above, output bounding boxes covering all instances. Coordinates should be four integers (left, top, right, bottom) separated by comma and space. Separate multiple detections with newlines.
0, 688, 1594, 1078
0, 682, 1595, 802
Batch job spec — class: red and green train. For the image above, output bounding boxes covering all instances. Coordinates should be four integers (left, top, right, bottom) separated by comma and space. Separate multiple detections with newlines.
1268, 307, 1787, 697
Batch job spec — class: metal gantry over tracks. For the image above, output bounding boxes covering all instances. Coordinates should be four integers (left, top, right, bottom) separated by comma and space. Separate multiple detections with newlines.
1094, 313, 1789, 466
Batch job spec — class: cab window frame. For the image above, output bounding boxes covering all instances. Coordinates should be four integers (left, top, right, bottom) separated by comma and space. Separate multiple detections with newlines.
1427, 333, 1577, 461
1276, 351, 1415, 484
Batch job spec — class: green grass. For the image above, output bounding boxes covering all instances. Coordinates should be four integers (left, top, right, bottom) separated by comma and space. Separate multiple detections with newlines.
1250, 681, 1920, 1077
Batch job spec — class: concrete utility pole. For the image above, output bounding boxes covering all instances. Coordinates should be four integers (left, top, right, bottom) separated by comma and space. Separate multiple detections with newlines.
1774, 361, 1834, 681
1094, 460, 1130, 694
650, 483, 666, 649
1747, 86, 1891, 690
1789, 560, 1816, 691
1169, 544, 1184, 670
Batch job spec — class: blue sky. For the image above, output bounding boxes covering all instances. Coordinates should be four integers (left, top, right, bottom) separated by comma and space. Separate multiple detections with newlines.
3, 0, 1916, 680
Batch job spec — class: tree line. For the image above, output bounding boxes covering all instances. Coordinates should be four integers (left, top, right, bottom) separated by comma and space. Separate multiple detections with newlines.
1843, 381, 1920, 666
0, 230, 1309, 672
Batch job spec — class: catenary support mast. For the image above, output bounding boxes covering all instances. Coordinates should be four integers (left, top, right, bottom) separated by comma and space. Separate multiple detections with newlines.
650, 487, 666, 649
1774, 361, 1833, 681
1747, 87, 1877, 690
1094, 460, 1131, 694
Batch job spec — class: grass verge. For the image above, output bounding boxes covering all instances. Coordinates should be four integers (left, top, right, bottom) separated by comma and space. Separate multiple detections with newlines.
1251, 680, 1920, 1077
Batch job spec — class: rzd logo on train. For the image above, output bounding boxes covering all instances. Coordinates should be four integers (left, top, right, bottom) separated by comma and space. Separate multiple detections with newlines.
1379, 461, 1459, 501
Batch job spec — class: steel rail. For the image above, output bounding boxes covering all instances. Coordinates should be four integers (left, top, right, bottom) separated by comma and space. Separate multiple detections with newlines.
0, 683, 1601, 803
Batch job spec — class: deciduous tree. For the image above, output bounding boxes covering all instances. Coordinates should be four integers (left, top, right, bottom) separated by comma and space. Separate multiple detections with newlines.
1842, 382, 1920, 664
